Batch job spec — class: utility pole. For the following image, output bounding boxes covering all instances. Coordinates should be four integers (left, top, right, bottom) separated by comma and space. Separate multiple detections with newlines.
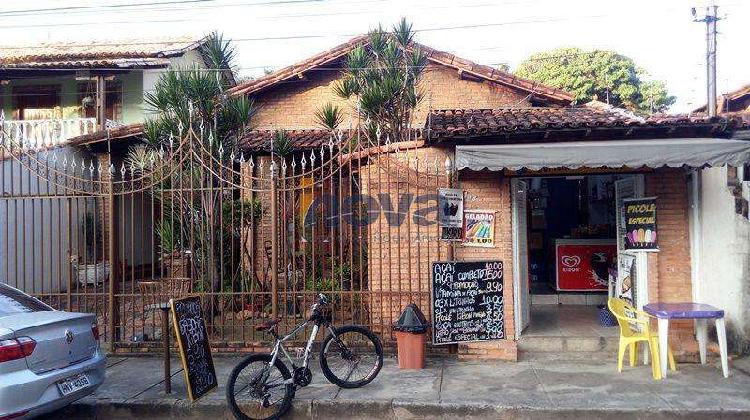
693, 5, 720, 117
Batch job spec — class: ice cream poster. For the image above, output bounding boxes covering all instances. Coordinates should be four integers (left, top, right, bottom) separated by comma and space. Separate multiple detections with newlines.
623, 197, 658, 251
463, 210, 495, 247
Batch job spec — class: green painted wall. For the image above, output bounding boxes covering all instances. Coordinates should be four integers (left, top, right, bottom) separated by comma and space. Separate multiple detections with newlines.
1, 71, 144, 124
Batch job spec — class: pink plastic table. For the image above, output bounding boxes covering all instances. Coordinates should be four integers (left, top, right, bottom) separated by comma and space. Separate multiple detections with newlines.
644, 302, 728, 378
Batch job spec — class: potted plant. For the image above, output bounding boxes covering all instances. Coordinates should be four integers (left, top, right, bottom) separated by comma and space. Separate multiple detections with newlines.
156, 219, 191, 278
71, 212, 110, 285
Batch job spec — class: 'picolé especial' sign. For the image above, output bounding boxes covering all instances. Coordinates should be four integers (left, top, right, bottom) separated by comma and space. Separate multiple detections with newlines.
623, 197, 658, 251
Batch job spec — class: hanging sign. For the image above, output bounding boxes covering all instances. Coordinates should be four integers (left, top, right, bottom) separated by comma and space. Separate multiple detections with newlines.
170, 296, 218, 401
438, 188, 463, 241
623, 197, 658, 251
463, 210, 495, 247
431, 261, 504, 345
617, 253, 636, 304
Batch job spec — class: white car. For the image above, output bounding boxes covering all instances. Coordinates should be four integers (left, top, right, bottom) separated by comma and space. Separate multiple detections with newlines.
0, 283, 106, 419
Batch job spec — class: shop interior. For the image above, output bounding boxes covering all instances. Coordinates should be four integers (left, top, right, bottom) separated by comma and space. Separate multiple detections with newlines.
518, 174, 636, 338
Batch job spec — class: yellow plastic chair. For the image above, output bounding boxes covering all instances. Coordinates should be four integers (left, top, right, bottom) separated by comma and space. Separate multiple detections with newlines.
608, 298, 676, 379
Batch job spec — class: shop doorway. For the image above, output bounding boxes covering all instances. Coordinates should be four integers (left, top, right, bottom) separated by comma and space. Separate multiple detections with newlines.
513, 173, 643, 340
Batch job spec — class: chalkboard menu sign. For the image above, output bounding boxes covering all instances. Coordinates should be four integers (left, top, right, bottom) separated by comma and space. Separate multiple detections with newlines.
623, 197, 658, 251
170, 296, 218, 401
431, 261, 504, 345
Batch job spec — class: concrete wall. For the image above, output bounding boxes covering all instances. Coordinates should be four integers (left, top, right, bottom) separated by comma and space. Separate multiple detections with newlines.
698, 166, 750, 353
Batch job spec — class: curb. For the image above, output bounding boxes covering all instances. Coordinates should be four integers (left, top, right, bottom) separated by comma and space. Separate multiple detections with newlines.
50, 398, 750, 419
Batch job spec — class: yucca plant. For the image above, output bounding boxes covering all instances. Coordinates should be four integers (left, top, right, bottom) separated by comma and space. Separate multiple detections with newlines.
271, 130, 295, 157
334, 18, 427, 144
314, 103, 344, 131
127, 32, 257, 308
141, 32, 255, 156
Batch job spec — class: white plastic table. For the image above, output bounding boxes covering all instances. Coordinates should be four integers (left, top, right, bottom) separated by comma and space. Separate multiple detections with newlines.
644, 302, 728, 378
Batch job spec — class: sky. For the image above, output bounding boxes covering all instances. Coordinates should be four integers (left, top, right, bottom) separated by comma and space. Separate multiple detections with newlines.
1, 0, 747, 113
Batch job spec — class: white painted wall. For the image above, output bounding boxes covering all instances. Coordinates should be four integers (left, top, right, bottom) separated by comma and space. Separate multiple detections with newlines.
698, 166, 750, 353
142, 50, 208, 119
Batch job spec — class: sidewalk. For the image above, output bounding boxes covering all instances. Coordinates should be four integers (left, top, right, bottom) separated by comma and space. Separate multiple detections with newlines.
47, 354, 750, 419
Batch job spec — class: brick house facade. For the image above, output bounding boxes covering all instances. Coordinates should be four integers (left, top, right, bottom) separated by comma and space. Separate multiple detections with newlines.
230, 35, 747, 362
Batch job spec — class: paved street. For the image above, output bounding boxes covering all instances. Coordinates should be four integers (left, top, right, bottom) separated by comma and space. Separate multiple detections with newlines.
45, 354, 750, 419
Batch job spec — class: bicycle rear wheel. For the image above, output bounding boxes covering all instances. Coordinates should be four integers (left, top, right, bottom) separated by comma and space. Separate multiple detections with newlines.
226, 353, 294, 420
319, 325, 383, 388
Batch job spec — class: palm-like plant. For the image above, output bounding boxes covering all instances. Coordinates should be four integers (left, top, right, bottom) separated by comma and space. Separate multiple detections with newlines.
334, 18, 427, 144
127, 32, 257, 301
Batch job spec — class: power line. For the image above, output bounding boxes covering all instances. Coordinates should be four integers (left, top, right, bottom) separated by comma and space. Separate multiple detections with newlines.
0, 12, 657, 50
0, 0, 326, 17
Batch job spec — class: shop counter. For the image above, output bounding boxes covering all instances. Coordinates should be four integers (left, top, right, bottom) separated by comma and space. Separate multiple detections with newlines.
555, 239, 616, 291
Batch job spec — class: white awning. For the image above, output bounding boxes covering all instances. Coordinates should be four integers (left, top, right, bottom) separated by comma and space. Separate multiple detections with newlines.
455, 138, 750, 171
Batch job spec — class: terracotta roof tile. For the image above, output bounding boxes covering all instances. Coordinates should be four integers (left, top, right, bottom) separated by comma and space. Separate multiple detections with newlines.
238, 129, 343, 152
66, 123, 144, 147
694, 83, 750, 113
426, 107, 747, 140
0, 36, 206, 69
227, 35, 573, 104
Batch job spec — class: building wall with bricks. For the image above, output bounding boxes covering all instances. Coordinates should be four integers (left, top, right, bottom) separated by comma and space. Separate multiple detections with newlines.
250, 63, 531, 130
359, 145, 454, 341
453, 172, 517, 361
241, 56, 702, 362
644, 168, 699, 359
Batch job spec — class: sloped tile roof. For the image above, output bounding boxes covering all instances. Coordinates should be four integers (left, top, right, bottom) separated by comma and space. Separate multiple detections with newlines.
426, 107, 747, 140
694, 83, 750, 113
227, 35, 573, 104
0, 36, 206, 69
66, 123, 144, 147
238, 129, 340, 152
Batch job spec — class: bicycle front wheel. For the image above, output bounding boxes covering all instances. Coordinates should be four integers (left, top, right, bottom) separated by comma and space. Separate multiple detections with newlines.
319, 325, 383, 388
226, 353, 294, 420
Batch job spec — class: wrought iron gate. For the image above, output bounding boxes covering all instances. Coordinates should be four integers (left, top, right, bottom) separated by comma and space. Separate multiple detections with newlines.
0, 124, 451, 351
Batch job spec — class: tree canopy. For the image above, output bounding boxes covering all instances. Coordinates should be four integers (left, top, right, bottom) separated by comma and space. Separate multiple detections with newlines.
515, 47, 675, 114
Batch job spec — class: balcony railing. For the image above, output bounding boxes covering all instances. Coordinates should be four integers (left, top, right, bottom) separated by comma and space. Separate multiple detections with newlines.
0, 117, 121, 149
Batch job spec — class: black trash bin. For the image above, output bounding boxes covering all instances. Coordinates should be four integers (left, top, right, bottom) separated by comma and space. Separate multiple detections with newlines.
393, 304, 429, 369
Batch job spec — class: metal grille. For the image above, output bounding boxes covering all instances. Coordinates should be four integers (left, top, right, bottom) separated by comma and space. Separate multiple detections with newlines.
0, 124, 451, 350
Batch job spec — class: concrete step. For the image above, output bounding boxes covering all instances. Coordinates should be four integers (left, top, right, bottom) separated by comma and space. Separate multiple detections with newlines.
519, 335, 619, 353
518, 335, 619, 362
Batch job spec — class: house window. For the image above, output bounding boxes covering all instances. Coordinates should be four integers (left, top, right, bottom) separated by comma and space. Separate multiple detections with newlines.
77, 80, 123, 122
12, 85, 61, 120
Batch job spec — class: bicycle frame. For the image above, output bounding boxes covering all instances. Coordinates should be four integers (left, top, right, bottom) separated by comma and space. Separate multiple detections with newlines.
267, 315, 337, 374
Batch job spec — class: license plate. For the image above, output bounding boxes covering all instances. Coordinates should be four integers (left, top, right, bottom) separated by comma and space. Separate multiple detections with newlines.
57, 373, 91, 396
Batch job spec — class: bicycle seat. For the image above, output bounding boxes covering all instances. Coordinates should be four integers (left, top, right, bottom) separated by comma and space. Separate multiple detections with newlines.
255, 319, 280, 332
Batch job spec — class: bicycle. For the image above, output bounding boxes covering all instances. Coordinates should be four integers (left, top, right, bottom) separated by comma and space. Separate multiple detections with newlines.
226, 293, 384, 420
